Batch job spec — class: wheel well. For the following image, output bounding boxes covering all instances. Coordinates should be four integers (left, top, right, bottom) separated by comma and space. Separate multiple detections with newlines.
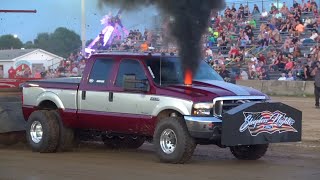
38, 100, 58, 110
156, 109, 183, 122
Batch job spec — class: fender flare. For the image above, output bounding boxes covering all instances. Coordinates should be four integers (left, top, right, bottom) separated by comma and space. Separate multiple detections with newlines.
36, 91, 65, 109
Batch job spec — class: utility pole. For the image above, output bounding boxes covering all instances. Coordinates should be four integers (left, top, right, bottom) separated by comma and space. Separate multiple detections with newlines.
81, 0, 86, 56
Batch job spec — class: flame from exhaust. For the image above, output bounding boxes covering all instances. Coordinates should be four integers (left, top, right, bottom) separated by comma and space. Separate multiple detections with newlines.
184, 69, 193, 85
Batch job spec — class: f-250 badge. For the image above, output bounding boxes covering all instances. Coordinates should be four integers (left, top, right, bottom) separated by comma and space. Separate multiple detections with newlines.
150, 97, 160, 101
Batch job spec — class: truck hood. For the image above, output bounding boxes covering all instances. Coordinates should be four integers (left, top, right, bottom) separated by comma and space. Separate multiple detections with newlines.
194, 80, 265, 96
159, 80, 266, 101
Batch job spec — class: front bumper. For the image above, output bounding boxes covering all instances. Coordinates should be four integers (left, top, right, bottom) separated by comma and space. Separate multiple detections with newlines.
184, 102, 302, 146
184, 116, 222, 140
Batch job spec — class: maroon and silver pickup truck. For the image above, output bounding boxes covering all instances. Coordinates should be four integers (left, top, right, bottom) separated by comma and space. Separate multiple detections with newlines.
22, 52, 302, 163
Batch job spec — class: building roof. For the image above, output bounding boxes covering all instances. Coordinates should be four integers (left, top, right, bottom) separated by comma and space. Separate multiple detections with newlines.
0, 49, 63, 61
0, 49, 37, 60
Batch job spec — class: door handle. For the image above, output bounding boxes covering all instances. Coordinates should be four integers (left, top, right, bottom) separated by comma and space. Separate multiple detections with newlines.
109, 92, 113, 102
82, 91, 86, 100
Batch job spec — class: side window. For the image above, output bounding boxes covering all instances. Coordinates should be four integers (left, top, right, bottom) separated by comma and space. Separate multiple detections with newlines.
115, 59, 147, 87
88, 59, 114, 86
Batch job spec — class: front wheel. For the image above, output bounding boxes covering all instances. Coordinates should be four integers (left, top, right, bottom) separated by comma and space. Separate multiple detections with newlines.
230, 144, 269, 160
153, 117, 196, 164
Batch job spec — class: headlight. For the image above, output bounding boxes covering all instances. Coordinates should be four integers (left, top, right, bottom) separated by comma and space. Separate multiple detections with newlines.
192, 103, 213, 116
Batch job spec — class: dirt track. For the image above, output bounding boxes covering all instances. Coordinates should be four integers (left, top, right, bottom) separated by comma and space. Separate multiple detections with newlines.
0, 142, 320, 180
271, 96, 320, 142
0, 96, 319, 180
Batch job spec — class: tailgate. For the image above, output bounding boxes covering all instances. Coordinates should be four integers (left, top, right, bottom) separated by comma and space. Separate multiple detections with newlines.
221, 101, 302, 146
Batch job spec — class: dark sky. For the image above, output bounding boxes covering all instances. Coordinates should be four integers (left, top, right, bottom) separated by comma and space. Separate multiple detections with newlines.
0, 0, 158, 42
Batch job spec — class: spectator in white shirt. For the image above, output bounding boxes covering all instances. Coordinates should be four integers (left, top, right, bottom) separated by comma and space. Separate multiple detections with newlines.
251, 55, 258, 64
310, 31, 318, 41
72, 66, 79, 76
278, 73, 287, 81
286, 72, 295, 81
240, 69, 249, 80
261, 9, 268, 20
300, 31, 318, 42
205, 47, 213, 57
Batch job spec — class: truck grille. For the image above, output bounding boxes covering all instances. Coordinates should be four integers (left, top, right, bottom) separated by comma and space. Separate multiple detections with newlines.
213, 96, 266, 117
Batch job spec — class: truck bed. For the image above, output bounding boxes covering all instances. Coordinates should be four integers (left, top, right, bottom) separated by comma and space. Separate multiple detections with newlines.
23, 77, 80, 118
28, 77, 81, 84
26, 77, 81, 90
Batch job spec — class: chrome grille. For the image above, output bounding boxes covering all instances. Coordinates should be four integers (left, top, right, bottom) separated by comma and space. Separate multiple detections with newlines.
212, 96, 266, 117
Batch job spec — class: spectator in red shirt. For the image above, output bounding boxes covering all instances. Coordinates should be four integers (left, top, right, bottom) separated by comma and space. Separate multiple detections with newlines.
258, 53, 267, 65
217, 25, 223, 33
8, 66, 16, 79
285, 58, 295, 72
229, 46, 239, 58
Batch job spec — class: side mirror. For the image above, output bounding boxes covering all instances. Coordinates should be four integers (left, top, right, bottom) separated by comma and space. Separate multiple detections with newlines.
123, 74, 150, 92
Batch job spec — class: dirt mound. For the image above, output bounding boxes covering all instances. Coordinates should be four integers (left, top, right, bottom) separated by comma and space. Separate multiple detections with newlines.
0, 131, 26, 146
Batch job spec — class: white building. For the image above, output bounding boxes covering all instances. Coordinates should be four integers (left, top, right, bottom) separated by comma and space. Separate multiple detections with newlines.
0, 49, 63, 78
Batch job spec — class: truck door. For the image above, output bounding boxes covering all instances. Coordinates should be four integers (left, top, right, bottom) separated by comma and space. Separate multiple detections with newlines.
77, 58, 116, 130
108, 59, 154, 134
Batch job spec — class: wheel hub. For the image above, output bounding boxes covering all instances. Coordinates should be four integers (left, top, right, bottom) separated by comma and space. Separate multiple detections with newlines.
160, 129, 177, 154
30, 121, 43, 143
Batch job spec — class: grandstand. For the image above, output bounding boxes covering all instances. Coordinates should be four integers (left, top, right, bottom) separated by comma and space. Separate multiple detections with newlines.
205, 0, 319, 80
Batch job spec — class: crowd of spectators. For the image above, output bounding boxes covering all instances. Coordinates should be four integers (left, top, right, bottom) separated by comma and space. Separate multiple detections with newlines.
205, 0, 320, 81
40, 52, 86, 78
108, 28, 175, 53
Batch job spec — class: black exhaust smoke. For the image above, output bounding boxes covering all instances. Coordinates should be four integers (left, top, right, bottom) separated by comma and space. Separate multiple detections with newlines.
98, 0, 225, 76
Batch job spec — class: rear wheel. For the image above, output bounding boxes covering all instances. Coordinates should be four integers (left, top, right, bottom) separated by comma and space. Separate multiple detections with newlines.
230, 144, 269, 160
26, 110, 59, 153
153, 117, 196, 164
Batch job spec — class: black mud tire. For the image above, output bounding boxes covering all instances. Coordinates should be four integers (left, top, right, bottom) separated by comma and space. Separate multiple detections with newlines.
230, 144, 269, 160
153, 117, 196, 164
26, 110, 59, 153
50, 110, 75, 152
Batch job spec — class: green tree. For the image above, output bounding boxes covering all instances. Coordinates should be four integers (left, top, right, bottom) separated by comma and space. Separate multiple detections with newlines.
50, 27, 81, 57
34, 33, 51, 51
0, 34, 23, 49
33, 27, 81, 58
23, 41, 36, 49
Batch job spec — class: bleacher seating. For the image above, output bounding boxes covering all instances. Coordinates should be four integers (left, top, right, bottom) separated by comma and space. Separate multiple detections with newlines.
208, 10, 318, 80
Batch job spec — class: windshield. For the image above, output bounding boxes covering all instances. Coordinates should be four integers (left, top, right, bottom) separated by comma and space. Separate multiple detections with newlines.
146, 57, 223, 85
